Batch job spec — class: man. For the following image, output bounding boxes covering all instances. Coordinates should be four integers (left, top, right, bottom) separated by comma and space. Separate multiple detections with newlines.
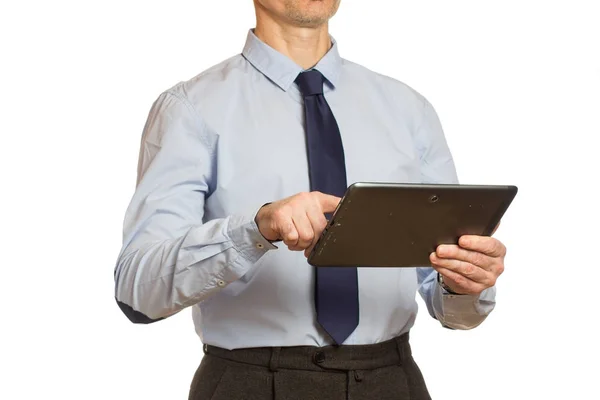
114, 1, 506, 398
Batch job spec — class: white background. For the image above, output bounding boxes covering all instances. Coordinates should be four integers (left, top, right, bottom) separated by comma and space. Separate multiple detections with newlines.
1, 0, 599, 399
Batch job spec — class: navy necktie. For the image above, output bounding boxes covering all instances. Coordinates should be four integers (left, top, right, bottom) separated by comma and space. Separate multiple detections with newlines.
295, 69, 359, 344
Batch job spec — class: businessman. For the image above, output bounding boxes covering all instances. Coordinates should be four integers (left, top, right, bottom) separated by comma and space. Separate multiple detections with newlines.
115, 1, 506, 398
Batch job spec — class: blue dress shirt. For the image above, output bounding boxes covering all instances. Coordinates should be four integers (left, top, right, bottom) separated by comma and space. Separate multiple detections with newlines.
114, 30, 496, 350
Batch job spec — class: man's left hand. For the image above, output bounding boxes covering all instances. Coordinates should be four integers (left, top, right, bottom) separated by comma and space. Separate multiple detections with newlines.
429, 235, 506, 295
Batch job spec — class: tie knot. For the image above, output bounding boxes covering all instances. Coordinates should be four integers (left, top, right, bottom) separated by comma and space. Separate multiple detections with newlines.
295, 70, 325, 96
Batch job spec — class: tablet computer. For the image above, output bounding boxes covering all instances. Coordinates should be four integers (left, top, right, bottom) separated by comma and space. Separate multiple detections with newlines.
307, 182, 518, 268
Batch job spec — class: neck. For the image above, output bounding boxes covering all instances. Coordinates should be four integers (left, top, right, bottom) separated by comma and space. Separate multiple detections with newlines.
254, 9, 331, 69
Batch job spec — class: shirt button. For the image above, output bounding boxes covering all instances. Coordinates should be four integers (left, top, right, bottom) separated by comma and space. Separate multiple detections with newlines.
217, 280, 226, 288
256, 243, 264, 249
314, 351, 326, 364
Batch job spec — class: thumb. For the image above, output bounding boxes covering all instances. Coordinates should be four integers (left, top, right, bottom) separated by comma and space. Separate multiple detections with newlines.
315, 192, 342, 214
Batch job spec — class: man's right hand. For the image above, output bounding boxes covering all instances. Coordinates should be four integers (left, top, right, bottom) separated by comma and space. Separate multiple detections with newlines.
255, 191, 341, 257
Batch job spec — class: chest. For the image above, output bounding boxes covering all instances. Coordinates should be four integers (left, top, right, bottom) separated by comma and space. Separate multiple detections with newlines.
204, 88, 422, 217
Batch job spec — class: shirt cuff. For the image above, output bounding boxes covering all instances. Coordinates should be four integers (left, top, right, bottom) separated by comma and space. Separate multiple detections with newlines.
223, 207, 277, 279
433, 283, 497, 330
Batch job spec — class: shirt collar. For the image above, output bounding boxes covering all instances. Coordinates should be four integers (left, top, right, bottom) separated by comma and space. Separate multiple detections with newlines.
242, 29, 343, 92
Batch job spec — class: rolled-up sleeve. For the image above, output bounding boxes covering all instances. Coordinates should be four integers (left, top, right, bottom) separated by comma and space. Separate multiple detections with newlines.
114, 89, 276, 323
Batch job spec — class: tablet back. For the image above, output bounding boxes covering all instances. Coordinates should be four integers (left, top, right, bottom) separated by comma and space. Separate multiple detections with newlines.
307, 182, 517, 268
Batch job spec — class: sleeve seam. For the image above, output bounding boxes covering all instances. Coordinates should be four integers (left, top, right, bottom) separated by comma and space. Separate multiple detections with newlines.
414, 96, 430, 162
164, 88, 217, 157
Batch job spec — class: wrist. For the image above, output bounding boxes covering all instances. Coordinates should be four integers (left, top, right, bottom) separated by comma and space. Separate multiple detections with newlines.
437, 272, 460, 295
254, 203, 279, 242
254, 202, 269, 224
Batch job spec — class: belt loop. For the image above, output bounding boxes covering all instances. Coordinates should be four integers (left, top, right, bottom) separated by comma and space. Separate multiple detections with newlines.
203, 343, 208, 355
269, 347, 281, 372
394, 336, 405, 365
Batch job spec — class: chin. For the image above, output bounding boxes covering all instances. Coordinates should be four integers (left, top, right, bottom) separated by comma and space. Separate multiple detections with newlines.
286, 0, 340, 26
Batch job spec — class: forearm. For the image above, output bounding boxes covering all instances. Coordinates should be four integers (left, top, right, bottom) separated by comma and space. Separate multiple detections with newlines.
115, 213, 275, 322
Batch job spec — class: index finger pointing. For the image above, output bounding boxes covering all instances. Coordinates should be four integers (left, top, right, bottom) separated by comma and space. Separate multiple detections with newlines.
313, 192, 341, 214
459, 235, 506, 258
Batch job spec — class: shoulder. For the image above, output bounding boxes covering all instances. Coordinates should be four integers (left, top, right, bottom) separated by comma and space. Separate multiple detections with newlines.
340, 58, 434, 125
140, 55, 250, 152
161, 54, 250, 107
143, 54, 252, 143
342, 59, 429, 105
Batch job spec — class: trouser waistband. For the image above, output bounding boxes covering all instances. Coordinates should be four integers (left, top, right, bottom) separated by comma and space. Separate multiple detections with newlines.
204, 333, 412, 372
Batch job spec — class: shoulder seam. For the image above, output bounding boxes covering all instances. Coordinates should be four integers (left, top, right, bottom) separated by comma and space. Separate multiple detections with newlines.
164, 87, 217, 156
